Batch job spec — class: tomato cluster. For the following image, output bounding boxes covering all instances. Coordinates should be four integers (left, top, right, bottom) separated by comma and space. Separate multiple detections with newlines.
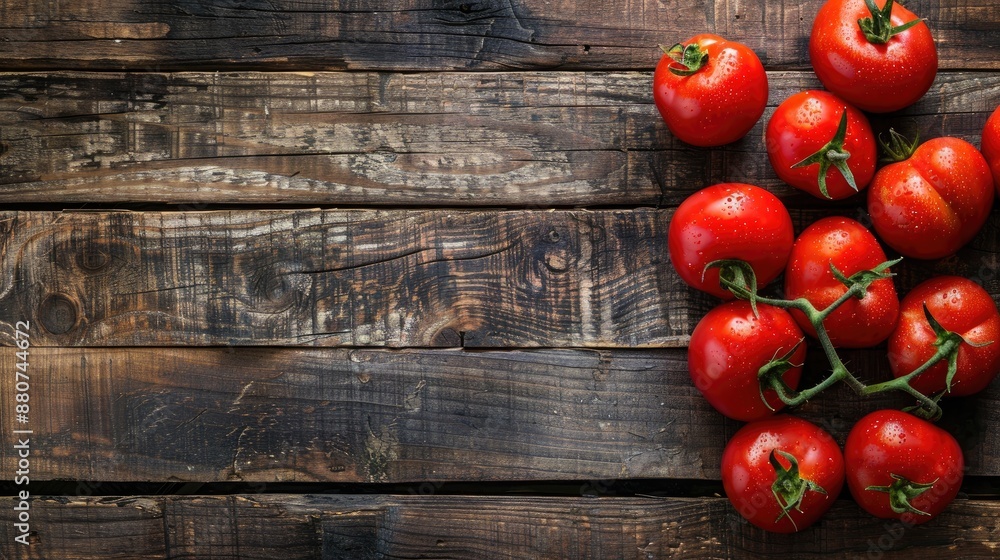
656, 0, 1000, 534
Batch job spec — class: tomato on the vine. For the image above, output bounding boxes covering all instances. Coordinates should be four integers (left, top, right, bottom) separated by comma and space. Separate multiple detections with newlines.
689, 301, 806, 422
809, 0, 937, 113
766, 90, 876, 200
982, 105, 1000, 191
867, 135, 993, 260
889, 276, 1000, 397
845, 410, 963, 524
722, 416, 844, 533
653, 34, 768, 147
669, 183, 795, 299
784, 216, 899, 348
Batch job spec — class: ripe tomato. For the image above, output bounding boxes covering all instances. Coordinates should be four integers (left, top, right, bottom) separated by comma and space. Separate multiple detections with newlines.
889, 276, 1000, 397
766, 90, 876, 200
688, 301, 806, 422
784, 216, 899, 348
722, 416, 844, 533
653, 34, 768, 147
982, 105, 1000, 191
845, 410, 963, 524
669, 183, 795, 299
809, 0, 937, 113
867, 136, 993, 260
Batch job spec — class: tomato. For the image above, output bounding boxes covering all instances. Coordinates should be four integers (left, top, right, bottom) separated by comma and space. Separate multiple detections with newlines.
688, 301, 806, 422
845, 410, 963, 524
888, 276, 1000, 397
784, 216, 899, 348
766, 90, 876, 200
653, 34, 768, 147
982, 105, 1000, 192
669, 183, 795, 299
867, 136, 993, 260
721, 416, 844, 533
809, 0, 937, 113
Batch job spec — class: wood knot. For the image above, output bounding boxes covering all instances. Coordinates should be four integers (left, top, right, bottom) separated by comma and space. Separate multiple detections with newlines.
539, 228, 573, 274
39, 293, 80, 335
250, 264, 310, 312
60, 234, 136, 277
77, 245, 111, 272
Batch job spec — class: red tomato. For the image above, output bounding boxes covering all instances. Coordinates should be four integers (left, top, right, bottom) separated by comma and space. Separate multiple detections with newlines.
688, 301, 806, 422
809, 0, 937, 113
669, 183, 795, 299
867, 136, 993, 260
845, 410, 963, 524
766, 90, 876, 200
784, 216, 899, 348
653, 34, 768, 147
982, 105, 1000, 192
889, 276, 1000, 397
722, 416, 845, 533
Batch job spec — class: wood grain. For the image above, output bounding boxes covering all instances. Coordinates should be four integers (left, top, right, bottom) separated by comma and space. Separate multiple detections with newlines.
2, 346, 997, 484
0, 208, 700, 348
0, 71, 997, 206
2, 494, 1000, 559
0, 0, 996, 72
3, 207, 1000, 349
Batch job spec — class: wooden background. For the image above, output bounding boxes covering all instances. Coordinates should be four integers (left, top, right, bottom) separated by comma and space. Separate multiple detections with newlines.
0, 0, 998, 557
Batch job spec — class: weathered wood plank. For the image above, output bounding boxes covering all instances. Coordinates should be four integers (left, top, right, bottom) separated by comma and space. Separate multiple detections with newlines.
0, 1, 996, 72
2, 207, 1000, 349
0, 71, 997, 206
1, 346, 996, 484
2, 494, 999, 559
0, 208, 697, 348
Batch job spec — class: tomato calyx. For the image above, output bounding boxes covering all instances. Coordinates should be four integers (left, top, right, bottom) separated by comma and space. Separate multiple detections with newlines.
866, 473, 937, 516
879, 128, 920, 163
758, 339, 807, 411
858, 0, 926, 45
829, 257, 901, 300
923, 303, 994, 393
704, 259, 760, 314
867, 304, 995, 418
790, 111, 857, 199
770, 449, 828, 531
661, 42, 709, 77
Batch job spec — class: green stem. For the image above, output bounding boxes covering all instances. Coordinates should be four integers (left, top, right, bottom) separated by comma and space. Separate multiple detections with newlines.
716, 257, 950, 418
863, 339, 959, 395
753, 289, 864, 407
857, 337, 959, 420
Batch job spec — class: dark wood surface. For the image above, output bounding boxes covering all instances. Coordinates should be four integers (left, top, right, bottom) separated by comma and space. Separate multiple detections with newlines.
2, 207, 1000, 348
2, 495, 1000, 559
0, 71, 995, 206
0, 0, 995, 71
4, 346, 999, 485
0, 209, 691, 348
1, 0, 999, 558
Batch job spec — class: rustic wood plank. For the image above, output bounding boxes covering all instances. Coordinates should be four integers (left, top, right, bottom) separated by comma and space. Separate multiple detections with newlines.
0, 208, 698, 348
0, 0, 996, 72
2, 207, 1000, 349
0, 71, 997, 206
0, 347, 723, 483
3, 207, 1000, 349
2, 494, 1000, 559
2, 346, 997, 484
